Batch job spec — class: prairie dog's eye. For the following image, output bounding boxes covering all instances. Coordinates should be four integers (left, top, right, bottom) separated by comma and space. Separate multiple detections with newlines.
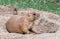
33, 13, 36, 15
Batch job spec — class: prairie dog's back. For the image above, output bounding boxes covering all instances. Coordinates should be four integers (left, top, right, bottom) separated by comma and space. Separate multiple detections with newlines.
6, 15, 22, 33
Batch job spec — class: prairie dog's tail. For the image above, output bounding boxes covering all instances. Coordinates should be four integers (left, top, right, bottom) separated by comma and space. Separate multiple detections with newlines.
13, 8, 18, 15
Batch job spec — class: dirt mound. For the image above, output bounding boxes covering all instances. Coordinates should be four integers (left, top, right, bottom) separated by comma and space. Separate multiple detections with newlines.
0, 5, 60, 39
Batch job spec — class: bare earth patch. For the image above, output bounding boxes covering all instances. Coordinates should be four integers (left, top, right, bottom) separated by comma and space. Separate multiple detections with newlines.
0, 5, 60, 39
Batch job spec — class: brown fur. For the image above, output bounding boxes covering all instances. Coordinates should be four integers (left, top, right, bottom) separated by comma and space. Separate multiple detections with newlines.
6, 12, 39, 34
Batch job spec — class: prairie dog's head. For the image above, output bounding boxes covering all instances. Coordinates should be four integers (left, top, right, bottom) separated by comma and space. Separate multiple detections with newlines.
33, 12, 40, 19
26, 12, 40, 22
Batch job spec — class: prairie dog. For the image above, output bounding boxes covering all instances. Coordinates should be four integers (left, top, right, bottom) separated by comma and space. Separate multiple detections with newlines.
6, 12, 39, 34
